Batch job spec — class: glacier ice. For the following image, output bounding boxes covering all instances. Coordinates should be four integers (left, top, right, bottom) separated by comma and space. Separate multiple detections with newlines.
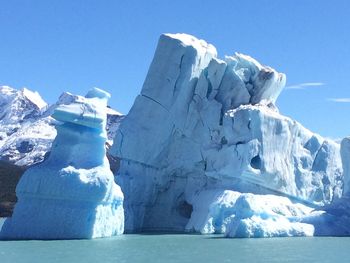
110, 33, 346, 237
0, 88, 124, 240
186, 190, 314, 237
341, 137, 350, 197
304, 137, 350, 236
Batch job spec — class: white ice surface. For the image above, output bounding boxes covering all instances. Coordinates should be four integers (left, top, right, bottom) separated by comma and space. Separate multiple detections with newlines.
186, 190, 314, 237
111, 33, 344, 236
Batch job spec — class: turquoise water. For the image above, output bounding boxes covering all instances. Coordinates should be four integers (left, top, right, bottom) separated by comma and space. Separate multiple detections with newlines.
0, 234, 349, 263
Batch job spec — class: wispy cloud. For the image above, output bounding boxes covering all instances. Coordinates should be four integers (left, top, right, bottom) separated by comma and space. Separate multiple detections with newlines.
327, 98, 350, 103
285, 82, 325, 90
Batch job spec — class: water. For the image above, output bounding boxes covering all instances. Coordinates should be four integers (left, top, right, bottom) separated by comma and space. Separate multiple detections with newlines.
0, 233, 349, 263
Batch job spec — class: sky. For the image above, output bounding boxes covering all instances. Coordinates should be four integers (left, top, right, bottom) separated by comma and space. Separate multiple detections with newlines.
0, 0, 350, 139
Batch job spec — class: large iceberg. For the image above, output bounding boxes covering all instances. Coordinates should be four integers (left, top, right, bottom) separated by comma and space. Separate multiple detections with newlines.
110, 33, 345, 236
0, 88, 124, 240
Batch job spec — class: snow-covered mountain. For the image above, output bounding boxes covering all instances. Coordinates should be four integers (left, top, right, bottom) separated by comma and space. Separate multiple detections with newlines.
0, 85, 123, 167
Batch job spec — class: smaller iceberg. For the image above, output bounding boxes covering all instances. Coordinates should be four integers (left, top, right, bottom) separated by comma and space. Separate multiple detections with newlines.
186, 190, 315, 238
0, 88, 124, 240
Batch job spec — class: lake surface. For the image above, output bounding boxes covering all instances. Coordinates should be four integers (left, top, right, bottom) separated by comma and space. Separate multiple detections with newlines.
0, 231, 349, 263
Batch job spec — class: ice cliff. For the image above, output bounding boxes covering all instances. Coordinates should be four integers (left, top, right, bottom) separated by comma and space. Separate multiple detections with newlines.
0, 88, 124, 239
111, 33, 346, 237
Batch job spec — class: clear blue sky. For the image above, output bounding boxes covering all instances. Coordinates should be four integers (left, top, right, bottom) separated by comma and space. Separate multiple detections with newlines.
1, 0, 349, 139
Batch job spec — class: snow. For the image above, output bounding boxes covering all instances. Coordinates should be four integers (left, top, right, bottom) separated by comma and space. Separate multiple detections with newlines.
0, 86, 16, 99
110, 33, 344, 237
0, 88, 124, 240
1, 118, 56, 166
0, 86, 44, 124
0, 86, 55, 165
21, 87, 47, 110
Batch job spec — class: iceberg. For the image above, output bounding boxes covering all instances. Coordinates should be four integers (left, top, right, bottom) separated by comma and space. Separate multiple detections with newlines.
110, 33, 345, 236
0, 88, 124, 240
